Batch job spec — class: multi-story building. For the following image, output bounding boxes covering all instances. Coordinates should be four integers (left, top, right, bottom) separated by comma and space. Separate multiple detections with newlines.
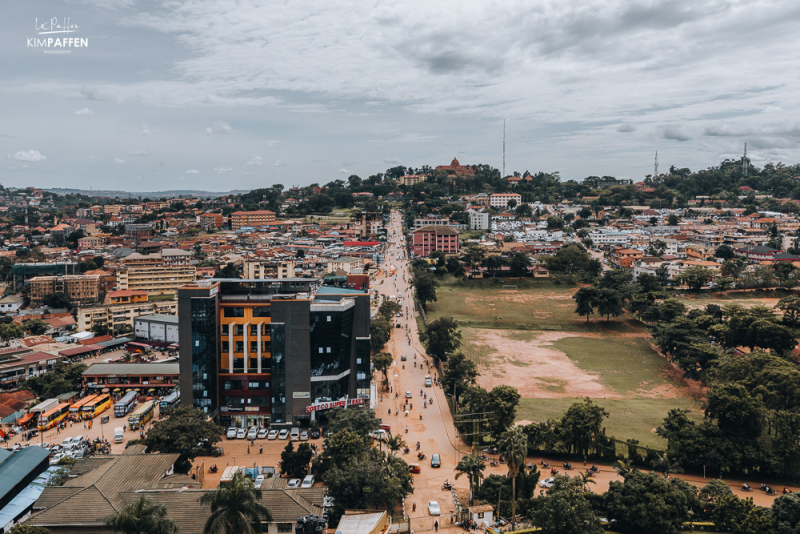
327, 257, 364, 274
178, 278, 371, 427
468, 209, 490, 230
352, 212, 383, 240
399, 174, 426, 186
243, 260, 296, 280
410, 225, 460, 257
77, 300, 178, 332
28, 275, 101, 307
134, 314, 179, 343
116, 265, 196, 296
230, 210, 276, 230
11, 261, 79, 290
413, 217, 451, 229
199, 212, 224, 230
125, 223, 154, 240
489, 193, 522, 209
107, 289, 149, 305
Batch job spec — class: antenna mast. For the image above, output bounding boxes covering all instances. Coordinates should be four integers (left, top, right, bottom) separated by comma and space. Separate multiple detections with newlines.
502, 119, 506, 177
654, 151, 659, 181
742, 143, 748, 176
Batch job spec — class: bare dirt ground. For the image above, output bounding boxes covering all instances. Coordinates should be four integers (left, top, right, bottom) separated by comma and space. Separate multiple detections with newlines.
468, 329, 622, 398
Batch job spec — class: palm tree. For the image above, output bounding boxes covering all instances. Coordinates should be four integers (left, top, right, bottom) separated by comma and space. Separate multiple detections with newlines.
200, 471, 272, 534
613, 459, 636, 478
455, 454, 486, 505
650, 453, 683, 479
497, 428, 527, 530
384, 433, 406, 456
579, 471, 596, 491
104, 495, 179, 534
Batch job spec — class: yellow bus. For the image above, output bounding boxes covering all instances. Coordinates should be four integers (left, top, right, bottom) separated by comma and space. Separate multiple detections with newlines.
128, 401, 155, 431
69, 395, 97, 421
38, 403, 70, 431
81, 394, 111, 420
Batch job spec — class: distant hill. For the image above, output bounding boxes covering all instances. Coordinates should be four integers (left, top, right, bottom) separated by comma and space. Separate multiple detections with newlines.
44, 188, 248, 199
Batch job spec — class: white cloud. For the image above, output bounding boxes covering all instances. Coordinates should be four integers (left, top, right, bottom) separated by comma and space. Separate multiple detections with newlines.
141, 124, 151, 136
266, 140, 280, 147
128, 149, 150, 156
13, 150, 46, 162
115, 158, 126, 164
206, 121, 233, 135
246, 155, 266, 166
339, 168, 350, 174
662, 126, 691, 142
214, 166, 233, 173
74, 108, 95, 116
186, 169, 199, 174
384, 157, 401, 164
88, 155, 101, 160
274, 159, 288, 167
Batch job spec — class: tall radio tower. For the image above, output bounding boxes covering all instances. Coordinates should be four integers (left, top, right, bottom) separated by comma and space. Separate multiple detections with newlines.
742, 143, 748, 176
502, 119, 506, 177
654, 151, 659, 180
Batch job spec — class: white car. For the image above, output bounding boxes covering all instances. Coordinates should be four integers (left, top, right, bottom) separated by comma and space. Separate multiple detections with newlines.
428, 501, 441, 516
268, 430, 279, 440
539, 477, 555, 489
226, 427, 237, 439
300, 430, 309, 441
405, 391, 413, 399
257, 428, 268, 439
290, 428, 300, 441
236, 428, 247, 439
247, 427, 258, 440
279, 429, 289, 440
254, 475, 265, 489
287, 479, 301, 489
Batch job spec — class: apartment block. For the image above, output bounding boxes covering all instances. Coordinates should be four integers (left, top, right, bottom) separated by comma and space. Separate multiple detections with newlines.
411, 225, 460, 256
230, 210, 276, 230
28, 275, 101, 307
116, 265, 196, 296
242, 260, 296, 280
77, 300, 178, 332
489, 193, 522, 209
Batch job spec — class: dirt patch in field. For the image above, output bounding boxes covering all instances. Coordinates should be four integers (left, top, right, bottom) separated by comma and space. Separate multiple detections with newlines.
682, 297, 781, 310
469, 329, 621, 399
463, 291, 573, 306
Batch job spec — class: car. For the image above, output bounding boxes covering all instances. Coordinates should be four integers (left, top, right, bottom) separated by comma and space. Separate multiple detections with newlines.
268, 429, 279, 440
431, 453, 441, 468
247, 427, 259, 440
236, 428, 247, 439
257, 428, 268, 439
323, 427, 334, 438
310, 428, 320, 439
300, 430, 309, 441
369, 429, 387, 440
287, 479, 302, 489
405, 391, 413, 399
401, 355, 407, 361
227, 427, 237, 439
254, 474, 265, 489
301, 474, 314, 488
279, 429, 289, 440
396, 323, 401, 328
49, 453, 64, 465
428, 501, 441, 516
425, 375, 432, 387
290, 428, 300, 440
539, 477, 555, 489
396, 312, 402, 317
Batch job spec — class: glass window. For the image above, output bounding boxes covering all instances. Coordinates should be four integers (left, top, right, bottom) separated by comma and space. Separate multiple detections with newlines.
222, 380, 243, 390
225, 307, 245, 318
221, 396, 245, 407
235, 341, 244, 353
250, 341, 259, 353
221, 341, 229, 353
277, 524, 292, 533
253, 307, 271, 318
249, 381, 260, 388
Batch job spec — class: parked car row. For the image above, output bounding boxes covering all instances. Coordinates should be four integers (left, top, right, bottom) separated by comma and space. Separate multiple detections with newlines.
226, 426, 321, 441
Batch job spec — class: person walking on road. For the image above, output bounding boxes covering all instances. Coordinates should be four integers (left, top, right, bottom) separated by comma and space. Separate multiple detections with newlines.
434, 521, 439, 532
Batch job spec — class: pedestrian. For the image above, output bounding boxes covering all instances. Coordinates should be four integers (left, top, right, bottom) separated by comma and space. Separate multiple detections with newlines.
248, 445, 250, 454
260, 445, 263, 454
434, 521, 439, 532
412, 502, 416, 512
83, 422, 86, 429
251, 438, 255, 447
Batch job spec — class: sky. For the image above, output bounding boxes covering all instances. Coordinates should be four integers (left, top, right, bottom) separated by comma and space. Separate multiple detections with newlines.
3, 0, 800, 192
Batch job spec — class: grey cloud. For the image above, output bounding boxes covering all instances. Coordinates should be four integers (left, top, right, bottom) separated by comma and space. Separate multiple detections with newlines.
384, 157, 401, 164
13, 150, 46, 162
74, 108, 95, 116
663, 127, 691, 142
274, 159, 288, 167
206, 121, 233, 135
128, 149, 150, 156
617, 124, 636, 133
80, 86, 106, 101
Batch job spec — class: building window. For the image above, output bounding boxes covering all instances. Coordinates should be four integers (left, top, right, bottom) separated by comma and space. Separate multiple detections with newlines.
252, 307, 270, 318
225, 307, 245, 318
277, 524, 293, 532
235, 341, 244, 353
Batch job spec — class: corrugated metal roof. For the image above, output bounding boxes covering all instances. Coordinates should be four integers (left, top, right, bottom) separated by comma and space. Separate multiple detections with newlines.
0, 446, 50, 504
96, 337, 133, 348
82, 362, 179, 376
135, 314, 178, 324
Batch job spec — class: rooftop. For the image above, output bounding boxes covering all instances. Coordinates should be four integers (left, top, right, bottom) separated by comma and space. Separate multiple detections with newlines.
83, 362, 180, 376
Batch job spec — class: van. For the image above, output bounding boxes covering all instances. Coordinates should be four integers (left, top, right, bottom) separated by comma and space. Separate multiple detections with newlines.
425, 375, 432, 387
114, 427, 124, 443
301, 475, 314, 488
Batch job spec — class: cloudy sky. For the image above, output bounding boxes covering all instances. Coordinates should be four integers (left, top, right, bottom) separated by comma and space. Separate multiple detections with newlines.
3, 0, 800, 192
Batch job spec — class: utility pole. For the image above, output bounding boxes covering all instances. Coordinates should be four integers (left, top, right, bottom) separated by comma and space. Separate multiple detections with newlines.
654, 151, 659, 181
503, 119, 506, 178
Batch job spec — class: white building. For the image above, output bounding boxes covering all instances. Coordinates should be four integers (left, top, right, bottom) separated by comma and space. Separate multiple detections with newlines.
0, 295, 23, 313
134, 314, 179, 343
467, 209, 489, 230
489, 193, 522, 209
588, 230, 630, 246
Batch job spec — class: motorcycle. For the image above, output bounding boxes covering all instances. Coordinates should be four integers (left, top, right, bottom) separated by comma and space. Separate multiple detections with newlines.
418, 452, 426, 460
490, 460, 499, 467
442, 481, 453, 490
741, 485, 753, 492
405, 426, 409, 433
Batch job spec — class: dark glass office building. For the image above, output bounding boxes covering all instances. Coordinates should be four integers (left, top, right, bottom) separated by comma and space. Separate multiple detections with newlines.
178, 278, 371, 426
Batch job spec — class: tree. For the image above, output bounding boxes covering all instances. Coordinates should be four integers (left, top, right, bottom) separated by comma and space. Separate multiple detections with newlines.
508, 251, 531, 277
604, 471, 694, 534
8, 527, 52, 534
485, 385, 521, 441
773, 492, 800, 534
455, 454, 486, 505
440, 352, 478, 402
667, 214, 679, 225
24, 319, 49, 335
91, 322, 111, 337
497, 427, 527, 530
141, 406, 224, 472
377, 300, 402, 322
214, 262, 240, 279
483, 255, 506, 277
715, 244, 736, 260
532, 477, 602, 534
413, 272, 439, 310
559, 398, 609, 456
327, 407, 381, 438
573, 286, 600, 323
41, 292, 72, 309
372, 352, 393, 386
104, 495, 179, 534
647, 239, 667, 257
419, 317, 461, 364
383, 433, 406, 456
705, 383, 764, 437
650, 452, 683, 479
596, 288, 624, 322
681, 265, 713, 291
200, 471, 272, 534
712, 494, 775, 534
777, 295, 800, 329
280, 441, 313, 477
